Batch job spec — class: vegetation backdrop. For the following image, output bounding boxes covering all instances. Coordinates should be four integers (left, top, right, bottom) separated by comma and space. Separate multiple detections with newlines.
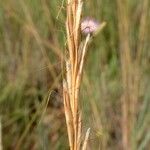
0, 0, 150, 149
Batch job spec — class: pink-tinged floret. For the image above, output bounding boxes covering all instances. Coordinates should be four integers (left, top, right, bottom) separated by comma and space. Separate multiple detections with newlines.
81, 18, 100, 35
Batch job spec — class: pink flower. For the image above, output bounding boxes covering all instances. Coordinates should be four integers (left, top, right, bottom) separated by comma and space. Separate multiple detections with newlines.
81, 17, 100, 35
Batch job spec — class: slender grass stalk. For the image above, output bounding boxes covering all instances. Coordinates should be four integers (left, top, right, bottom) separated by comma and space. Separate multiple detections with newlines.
63, 1, 105, 149
63, 0, 90, 149
117, 0, 131, 148
117, 0, 149, 149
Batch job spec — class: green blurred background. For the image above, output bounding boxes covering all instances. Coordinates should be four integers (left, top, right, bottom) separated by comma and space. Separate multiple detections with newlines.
0, 0, 150, 149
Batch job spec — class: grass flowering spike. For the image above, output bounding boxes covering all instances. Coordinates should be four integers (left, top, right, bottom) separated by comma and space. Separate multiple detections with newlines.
81, 17, 100, 35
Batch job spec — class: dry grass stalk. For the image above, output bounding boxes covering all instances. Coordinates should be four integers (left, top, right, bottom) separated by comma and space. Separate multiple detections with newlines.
63, 1, 106, 149
82, 128, 91, 150
117, 0, 149, 149
63, 0, 91, 149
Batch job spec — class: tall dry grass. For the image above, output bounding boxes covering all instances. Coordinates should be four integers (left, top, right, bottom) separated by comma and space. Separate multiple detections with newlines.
63, 0, 90, 149
63, 0, 105, 149
117, 0, 149, 149
0, 0, 149, 149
